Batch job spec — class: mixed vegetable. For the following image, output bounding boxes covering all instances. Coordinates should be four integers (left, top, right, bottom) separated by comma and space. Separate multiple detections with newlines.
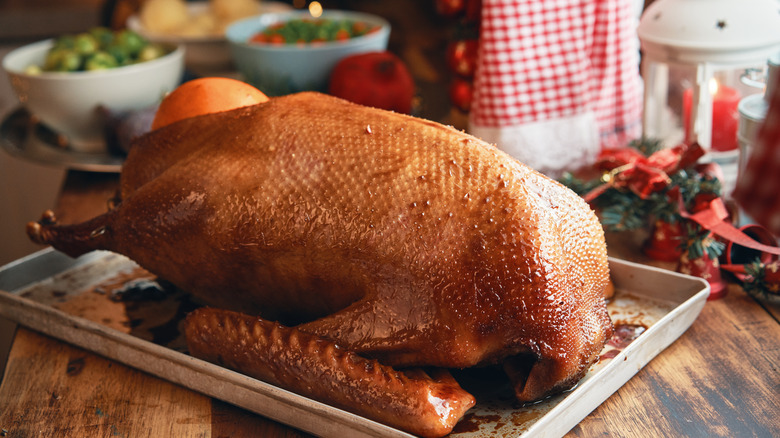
26, 27, 170, 74
248, 18, 381, 45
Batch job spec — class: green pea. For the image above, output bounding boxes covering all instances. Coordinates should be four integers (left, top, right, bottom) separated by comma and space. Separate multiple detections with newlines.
251, 18, 371, 44
315, 25, 330, 41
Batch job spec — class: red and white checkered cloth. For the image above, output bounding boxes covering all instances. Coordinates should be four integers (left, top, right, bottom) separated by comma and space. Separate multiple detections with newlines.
468, 0, 643, 177
733, 69, 780, 234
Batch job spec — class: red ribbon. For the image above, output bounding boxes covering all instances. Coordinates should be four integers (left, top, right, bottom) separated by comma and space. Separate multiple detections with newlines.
583, 141, 780, 259
675, 190, 780, 256
584, 143, 705, 203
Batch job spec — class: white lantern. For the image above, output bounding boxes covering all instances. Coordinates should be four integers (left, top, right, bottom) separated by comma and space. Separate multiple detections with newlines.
637, 0, 780, 161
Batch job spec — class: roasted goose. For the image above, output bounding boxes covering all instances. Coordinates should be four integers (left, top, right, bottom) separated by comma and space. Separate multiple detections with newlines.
28, 92, 612, 437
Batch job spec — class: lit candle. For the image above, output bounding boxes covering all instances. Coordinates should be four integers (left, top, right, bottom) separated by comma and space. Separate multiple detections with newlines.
682, 79, 741, 151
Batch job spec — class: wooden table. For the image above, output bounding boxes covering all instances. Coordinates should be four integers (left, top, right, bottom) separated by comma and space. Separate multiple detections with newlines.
1, 169, 779, 437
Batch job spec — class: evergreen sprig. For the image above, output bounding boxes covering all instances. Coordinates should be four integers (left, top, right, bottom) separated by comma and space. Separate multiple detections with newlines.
559, 138, 722, 234
742, 260, 780, 299
679, 221, 725, 260
627, 137, 664, 156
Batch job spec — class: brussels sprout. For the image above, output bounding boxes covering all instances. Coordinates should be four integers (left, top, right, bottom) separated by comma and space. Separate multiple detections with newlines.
106, 44, 131, 65
33, 27, 167, 73
73, 33, 99, 55
136, 44, 167, 63
44, 49, 82, 72
53, 35, 76, 50
89, 27, 115, 48
84, 51, 119, 70
115, 30, 146, 56
24, 65, 42, 75
43, 48, 65, 70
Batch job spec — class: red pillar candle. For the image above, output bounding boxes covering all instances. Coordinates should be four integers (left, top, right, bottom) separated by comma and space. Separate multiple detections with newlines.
682, 83, 741, 151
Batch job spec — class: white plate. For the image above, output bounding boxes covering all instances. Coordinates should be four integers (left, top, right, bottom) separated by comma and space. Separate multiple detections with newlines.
0, 249, 709, 437
0, 107, 123, 173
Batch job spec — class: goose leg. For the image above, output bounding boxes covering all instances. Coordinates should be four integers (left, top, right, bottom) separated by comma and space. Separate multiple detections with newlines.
26, 210, 113, 258
185, 307, 475, 438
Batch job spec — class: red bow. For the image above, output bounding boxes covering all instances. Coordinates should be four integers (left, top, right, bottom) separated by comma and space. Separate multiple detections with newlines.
675, 191, 780, 257
584, 143, 705, 203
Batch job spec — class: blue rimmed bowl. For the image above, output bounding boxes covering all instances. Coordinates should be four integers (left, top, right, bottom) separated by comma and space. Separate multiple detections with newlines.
226, 10, 390, 96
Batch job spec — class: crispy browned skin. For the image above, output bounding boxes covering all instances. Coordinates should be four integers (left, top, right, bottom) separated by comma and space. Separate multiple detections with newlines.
185, 307, 475, 438
27, 92, 612, 437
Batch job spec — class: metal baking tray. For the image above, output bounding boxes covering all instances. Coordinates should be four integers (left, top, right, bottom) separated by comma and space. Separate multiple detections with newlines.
0, 248, 709, 437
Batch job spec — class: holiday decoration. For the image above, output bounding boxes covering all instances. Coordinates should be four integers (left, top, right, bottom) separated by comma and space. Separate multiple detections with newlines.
720, 224, 779, 289
677, 191, 780, 260
637, 0, 780, 152
723, 224, 779, 268
584, 142, 706, 203
676, 221, 727, 300
446, 38, 478, 78
448, 77, 473, 112
434, 0, 481, 114
435, 0, 467, 17
564, 137, 780, 299
643, 218, 685, 262
722, 260, 780, 303
561, 140, 714, 236
637, 0, 780, 197
561, 140, 730, 296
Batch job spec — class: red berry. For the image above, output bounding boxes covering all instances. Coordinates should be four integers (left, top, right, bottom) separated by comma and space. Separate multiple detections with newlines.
465, 0, 482, 21
449, 78, 473, 112
446, 39, 479, 78
436, 0, 466, 17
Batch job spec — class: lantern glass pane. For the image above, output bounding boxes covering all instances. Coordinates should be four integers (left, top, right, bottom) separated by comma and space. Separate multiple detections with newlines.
642, 60, 695, 147
642, 59, 767, 151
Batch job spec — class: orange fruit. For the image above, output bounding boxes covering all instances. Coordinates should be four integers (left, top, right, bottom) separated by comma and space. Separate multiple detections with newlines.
151, 77, 269, 130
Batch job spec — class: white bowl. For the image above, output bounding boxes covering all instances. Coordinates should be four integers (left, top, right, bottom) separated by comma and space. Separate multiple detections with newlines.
127, 1, 291, 74
226, 10, 390, 96
2, 40, 184, 153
